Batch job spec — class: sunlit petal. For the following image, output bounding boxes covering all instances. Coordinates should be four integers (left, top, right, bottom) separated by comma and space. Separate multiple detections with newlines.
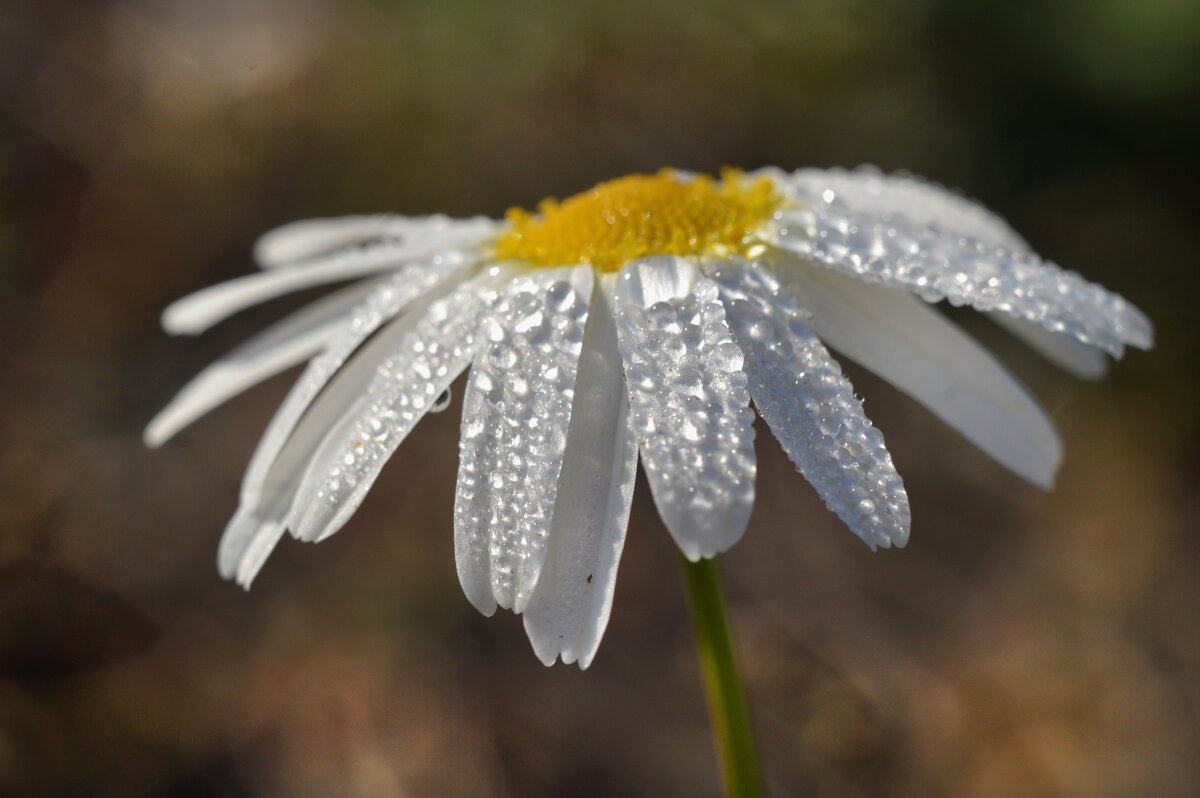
772, 169, 1153, 357
453, 265, 593, 615
783, 257, 1062, 488
612, 257, 756, 561
284, 268, 510, 544
522, 282, 638, 668
712, 258, 909, 549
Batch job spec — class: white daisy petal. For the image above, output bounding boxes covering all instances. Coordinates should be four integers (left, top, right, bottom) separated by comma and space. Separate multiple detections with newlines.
612, 257, 757, 561
284, 268, 511, 545
522, 280, 638, 668
254, 214, 496, 268
236, 256, 474, 509
233, 519, 285, 588
784, 258, 1062, 488
216, 347, 377, 581
770, 165, 1031, 252
989, 313, 1110, 380
216, 389, 370, 582
453, 266, 594, 615
712, 259, 910, 549
768, 165, 1139, 375
213, 256, 474, 581
146, 321, 334, 450
771, 174, 1153, 357
145, 278, 381, 448
163, 239, 475, 336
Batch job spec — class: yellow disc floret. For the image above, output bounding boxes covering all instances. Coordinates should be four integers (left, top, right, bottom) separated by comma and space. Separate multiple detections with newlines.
495, 168, 782, 271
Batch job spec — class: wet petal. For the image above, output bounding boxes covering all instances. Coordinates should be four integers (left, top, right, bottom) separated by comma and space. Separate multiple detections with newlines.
284, 268, 511, 544
612, 257, 756, 561
522, 281, 638, 668
453, 266, 594, 615
236, 257, 472, 509
770, 165, 1031, 251
783, 257, 1062, 488
215, 256, 473, 581
145, 279, 379, 447
712, 258, 909, 549
771, 170, 1153, 357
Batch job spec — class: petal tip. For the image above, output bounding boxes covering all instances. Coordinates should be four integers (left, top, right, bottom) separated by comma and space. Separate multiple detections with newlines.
142, 420, 169, 449
511, 589, 535, 617
217, 510, 256, 580
161, 301, 205, 337
468, 592, 499, 618
1121, 304, 1155, 351
289, 496, 345, 544
220, 512, 287, 588
1033, 467, 1058, 492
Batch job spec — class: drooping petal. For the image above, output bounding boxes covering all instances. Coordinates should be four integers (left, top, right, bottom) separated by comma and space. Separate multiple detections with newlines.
611, 257, 757, 561
711, 258, 909, 549
453, 266, 594, 615
782, 257, 1062, 488
522, 281, 638, 668
770, 172, 1153, 358
283, 267, 512, 545
989, 313, 1109, 380
215, 256, 474, 582
253, 214, 497, 268
144, 279, 380, 448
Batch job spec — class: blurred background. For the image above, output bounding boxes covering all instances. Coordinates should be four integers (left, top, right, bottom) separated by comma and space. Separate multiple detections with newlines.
1, 0, 1197, 795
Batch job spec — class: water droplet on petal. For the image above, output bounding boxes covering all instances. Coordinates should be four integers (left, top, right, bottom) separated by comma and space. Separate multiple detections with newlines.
430, 388, 452, 413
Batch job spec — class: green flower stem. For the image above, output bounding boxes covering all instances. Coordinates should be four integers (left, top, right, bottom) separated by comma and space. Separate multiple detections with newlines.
679, 552, 766, 798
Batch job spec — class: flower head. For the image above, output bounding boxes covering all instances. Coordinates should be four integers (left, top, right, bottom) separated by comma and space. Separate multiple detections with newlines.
147, 166, 1152, 668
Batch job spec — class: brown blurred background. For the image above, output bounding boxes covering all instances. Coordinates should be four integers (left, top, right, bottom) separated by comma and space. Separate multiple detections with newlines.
0, 0, 1197, 796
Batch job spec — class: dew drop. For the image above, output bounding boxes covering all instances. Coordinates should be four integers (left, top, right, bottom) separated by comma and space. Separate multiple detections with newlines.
748, 320, 776, 343
545, 281, 576, 312
430, 388, 452, 413
710, 341, 744, 372
490, 346, 518, 370
693, 280, 718, 304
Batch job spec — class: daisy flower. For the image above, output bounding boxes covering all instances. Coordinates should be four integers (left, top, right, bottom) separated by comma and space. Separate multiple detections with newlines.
147, 166, 1152, 668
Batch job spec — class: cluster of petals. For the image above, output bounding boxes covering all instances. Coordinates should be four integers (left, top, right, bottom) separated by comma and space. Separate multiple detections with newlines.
147, 166, 1152, 668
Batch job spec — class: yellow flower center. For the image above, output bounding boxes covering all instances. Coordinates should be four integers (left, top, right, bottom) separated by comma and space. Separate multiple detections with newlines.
495, 169, 782, 271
